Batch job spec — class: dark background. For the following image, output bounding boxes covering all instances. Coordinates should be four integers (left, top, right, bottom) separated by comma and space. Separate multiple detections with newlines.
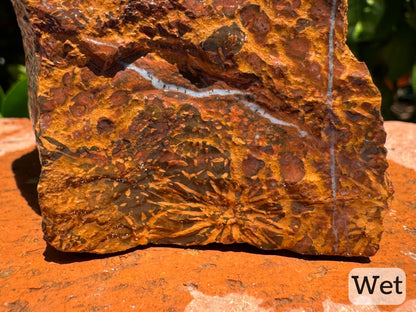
1, 0, 415, 121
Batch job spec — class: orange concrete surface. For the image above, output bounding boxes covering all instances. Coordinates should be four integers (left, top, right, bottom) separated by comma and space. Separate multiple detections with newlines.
0, 118, 415, 311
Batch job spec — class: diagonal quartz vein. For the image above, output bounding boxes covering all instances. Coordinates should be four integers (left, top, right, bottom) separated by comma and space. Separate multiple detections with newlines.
84, 36, 307, 136
240, 100, 307, 137
118, 60, 307, 137
118, 61, 244, 98
85, 37, 121, 50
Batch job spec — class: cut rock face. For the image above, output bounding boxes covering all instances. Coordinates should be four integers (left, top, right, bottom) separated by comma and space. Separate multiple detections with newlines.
12, 0, 393, 256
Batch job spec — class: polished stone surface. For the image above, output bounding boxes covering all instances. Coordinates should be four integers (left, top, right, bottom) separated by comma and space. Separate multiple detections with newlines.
11, 0, 392, 255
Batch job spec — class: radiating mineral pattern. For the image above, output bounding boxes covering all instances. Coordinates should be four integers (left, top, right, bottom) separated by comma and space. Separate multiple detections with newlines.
12, 0, 393, 256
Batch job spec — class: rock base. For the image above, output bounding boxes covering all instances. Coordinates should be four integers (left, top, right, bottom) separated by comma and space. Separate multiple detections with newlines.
0, 119, 414, 311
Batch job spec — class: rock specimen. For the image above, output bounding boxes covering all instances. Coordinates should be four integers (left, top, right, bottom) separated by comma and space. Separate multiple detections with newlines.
11, 0, 393, 256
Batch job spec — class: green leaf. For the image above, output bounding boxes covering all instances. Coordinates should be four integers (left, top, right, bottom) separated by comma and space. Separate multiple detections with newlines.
347, 0, 385, 42
7, 64, 27, 83
1, 76, 29, 118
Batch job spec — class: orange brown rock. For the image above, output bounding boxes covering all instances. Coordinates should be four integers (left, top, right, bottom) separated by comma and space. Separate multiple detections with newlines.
11, 0, 393, 256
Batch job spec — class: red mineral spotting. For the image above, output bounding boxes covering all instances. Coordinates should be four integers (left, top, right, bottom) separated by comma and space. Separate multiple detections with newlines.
11, 0, 393, 256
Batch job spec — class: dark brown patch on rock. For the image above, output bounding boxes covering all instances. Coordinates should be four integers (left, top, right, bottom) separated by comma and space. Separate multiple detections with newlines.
345, 110, 366, 122
239, 5, 271, 36
278, 153, 305, 184
96, 117, 115, 134
71, 92, 94, 109
285, 36, 311, 60
109, 90, 132, 107
39, 87, 68, 112
295, 18, 312, 33
291, 202, 314, 215
202, 23, 245, 63
273, 0, 301, 19
247, 52, 264, 73
69, 103, 87, 118
308, 0, 332, 28
294, 236, 316, 254
242, 154, 265, 177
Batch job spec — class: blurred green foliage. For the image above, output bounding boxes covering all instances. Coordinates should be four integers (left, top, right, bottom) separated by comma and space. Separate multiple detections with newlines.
0, 0, 415, 121
347, 0, 416, 121
0, 0, 28, 118
0, 65, 28, 118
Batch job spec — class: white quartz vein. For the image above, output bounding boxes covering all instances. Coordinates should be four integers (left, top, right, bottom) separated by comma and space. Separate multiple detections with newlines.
79, 37, 307, 136
85, 37, 122, 50
118, 60, 307, 137
327, 0, 350, 254
240, 100, 307, 137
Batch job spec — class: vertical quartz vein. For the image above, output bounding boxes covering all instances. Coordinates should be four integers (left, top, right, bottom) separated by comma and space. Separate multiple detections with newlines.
327, 0, 345, 253
342, 195, 351, 254
327, 0, 351, 255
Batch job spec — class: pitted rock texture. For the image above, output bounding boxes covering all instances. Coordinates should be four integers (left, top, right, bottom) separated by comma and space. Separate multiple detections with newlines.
12, 0, 393, 256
